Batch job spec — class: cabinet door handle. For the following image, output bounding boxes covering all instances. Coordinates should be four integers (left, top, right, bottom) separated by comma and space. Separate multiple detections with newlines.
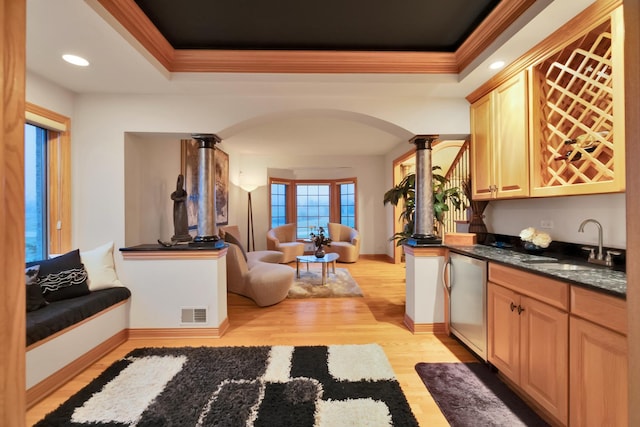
517, 305, 525, 315
442, 257, 451, 295
510, 302, 516, 312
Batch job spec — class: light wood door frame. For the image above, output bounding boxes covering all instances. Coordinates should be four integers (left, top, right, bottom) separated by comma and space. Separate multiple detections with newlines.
1, 0, 26, 425
625, 0, 640, 424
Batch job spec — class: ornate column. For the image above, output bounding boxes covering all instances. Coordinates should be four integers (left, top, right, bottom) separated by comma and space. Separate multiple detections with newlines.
189, 133, 225, 248
403, 135, 445, 333
407, 135, 442, 246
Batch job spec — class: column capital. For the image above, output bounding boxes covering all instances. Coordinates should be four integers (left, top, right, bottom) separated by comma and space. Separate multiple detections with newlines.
410, 134, 439, 150
191, 133, 222, 149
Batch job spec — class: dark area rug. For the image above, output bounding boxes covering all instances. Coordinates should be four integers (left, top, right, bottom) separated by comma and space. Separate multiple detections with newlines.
415, 362, 550, 427
36, 344, 417, 426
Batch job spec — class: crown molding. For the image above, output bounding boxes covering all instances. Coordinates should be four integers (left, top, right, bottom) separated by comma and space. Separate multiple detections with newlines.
97, 0, 534, 74
466, 0, 622, 103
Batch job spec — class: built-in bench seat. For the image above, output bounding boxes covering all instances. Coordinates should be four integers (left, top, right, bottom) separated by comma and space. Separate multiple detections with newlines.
25, 243, 132, 407
27, 287, 131, 346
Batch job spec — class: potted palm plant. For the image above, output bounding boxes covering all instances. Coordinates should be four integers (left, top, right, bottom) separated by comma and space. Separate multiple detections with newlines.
384, 166, 465, 246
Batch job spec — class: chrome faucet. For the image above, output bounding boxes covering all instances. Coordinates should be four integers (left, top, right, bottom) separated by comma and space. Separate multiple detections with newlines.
578, 218, 620, 266
578, 218, 604, 261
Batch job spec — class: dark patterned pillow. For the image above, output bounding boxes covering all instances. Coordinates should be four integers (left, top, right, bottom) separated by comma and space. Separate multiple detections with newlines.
26, 265, 48, 312
35, 249, 90, 302
224, 232, 247, 261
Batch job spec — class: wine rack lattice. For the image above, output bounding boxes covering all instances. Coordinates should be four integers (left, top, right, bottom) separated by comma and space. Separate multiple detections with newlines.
534, 20, 615, 187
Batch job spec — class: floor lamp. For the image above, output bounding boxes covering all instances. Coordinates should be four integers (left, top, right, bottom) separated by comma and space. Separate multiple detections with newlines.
239, 183, 259, 252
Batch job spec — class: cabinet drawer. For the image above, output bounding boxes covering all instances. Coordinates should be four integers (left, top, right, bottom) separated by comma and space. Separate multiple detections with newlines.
489, 263, 569, 310
571, 286, 627, 335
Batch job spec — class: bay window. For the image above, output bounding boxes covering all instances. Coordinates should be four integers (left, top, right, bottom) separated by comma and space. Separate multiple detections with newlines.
269, 177, 357, 239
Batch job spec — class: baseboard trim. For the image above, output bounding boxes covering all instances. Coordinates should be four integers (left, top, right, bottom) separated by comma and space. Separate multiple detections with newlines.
128, 319, 229, 339
359, 254, 394, 263
404, 314, 446, 334
26, 329, 129, 408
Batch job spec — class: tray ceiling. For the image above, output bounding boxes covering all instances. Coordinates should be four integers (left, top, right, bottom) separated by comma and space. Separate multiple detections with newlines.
134, 0, 500, 52
97, 0, 537, 73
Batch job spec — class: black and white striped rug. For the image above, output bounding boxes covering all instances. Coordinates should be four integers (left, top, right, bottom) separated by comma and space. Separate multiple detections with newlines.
36, 344, 418, 426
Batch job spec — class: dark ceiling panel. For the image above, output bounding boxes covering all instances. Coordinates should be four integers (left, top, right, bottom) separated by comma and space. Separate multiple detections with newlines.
134, 0, 501, 52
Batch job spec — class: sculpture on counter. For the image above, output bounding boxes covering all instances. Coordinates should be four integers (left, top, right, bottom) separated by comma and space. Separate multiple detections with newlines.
171, 174, 192, 242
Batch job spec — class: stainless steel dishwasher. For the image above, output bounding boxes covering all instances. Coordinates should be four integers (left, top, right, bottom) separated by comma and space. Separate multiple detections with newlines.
444, 252, 488, 361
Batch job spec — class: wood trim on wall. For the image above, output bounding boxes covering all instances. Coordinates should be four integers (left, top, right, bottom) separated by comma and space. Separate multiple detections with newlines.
120, 246, 229, 260
127, 323, 230, 340
95, 0, 533, 74
403, 314, 446, 335
624, 0, 640, 424
1, 0, 26, 425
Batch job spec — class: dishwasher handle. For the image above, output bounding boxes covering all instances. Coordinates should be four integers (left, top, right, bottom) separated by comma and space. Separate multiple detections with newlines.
442, 257, 451, 295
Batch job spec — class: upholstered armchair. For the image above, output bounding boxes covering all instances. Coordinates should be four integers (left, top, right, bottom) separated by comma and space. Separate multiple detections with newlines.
225, 243, 294, 307
266, 223, 305, 263
219, 225, 284, 264
326, 223, 360, 263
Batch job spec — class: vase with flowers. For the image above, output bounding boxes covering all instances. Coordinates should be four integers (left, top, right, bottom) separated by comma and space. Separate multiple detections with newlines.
519, 227, 552, 254
310, 226, 331, 258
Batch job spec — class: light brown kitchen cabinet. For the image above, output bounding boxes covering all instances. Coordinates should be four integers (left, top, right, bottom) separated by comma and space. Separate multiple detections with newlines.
487, 283, 520, 380
529, 7, 625, 197
468, 4, 625, 198
470, 71, 529, 200
488, 264, 569, 425
569, 286, 627, 427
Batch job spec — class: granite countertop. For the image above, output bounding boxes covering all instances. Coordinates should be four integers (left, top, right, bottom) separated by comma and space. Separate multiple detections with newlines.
447, 244, 627, 299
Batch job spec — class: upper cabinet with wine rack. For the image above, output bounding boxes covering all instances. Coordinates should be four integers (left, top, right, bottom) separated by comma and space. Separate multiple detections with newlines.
529, 6, 625, 196
468, 0, 625, 198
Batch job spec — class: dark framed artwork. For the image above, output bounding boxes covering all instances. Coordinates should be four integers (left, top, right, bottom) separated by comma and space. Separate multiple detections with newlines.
181, 140, 229, 230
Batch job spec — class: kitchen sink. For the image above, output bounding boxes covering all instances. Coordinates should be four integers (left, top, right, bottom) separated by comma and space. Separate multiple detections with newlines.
524, 262, 594, 271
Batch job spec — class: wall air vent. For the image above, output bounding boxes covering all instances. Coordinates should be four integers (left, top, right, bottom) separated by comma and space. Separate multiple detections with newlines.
181, 307, 208, 324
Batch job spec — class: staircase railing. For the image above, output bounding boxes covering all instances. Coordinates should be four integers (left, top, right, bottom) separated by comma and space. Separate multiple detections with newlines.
441, 140, 470, 235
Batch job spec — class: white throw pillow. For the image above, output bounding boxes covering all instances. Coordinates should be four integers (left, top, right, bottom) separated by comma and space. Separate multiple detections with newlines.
80, 241, 123, 291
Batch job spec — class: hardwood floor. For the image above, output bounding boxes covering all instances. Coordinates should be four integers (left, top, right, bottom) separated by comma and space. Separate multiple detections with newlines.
26, 256, 477, 426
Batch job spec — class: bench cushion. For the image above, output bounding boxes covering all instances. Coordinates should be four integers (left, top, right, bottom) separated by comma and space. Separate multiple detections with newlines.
26, 287, 131, 347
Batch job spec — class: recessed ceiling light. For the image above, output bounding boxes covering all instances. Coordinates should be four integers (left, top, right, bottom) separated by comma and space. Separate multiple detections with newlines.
62, 54, 90, 67
489, 61, 505, 70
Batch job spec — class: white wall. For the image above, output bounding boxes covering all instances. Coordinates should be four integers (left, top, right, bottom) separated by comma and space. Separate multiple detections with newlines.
124, 133, 180, 246
26, 71, 75, 117
66, 92, 471, 254
486, 193, 626, 249
25, 75, 627, 256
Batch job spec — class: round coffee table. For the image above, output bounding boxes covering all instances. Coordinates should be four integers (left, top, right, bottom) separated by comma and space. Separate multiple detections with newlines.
296, 253, 340, 285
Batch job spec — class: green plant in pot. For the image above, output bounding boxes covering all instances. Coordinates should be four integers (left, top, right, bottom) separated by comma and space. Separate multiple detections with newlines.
383, 166, 465, 246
